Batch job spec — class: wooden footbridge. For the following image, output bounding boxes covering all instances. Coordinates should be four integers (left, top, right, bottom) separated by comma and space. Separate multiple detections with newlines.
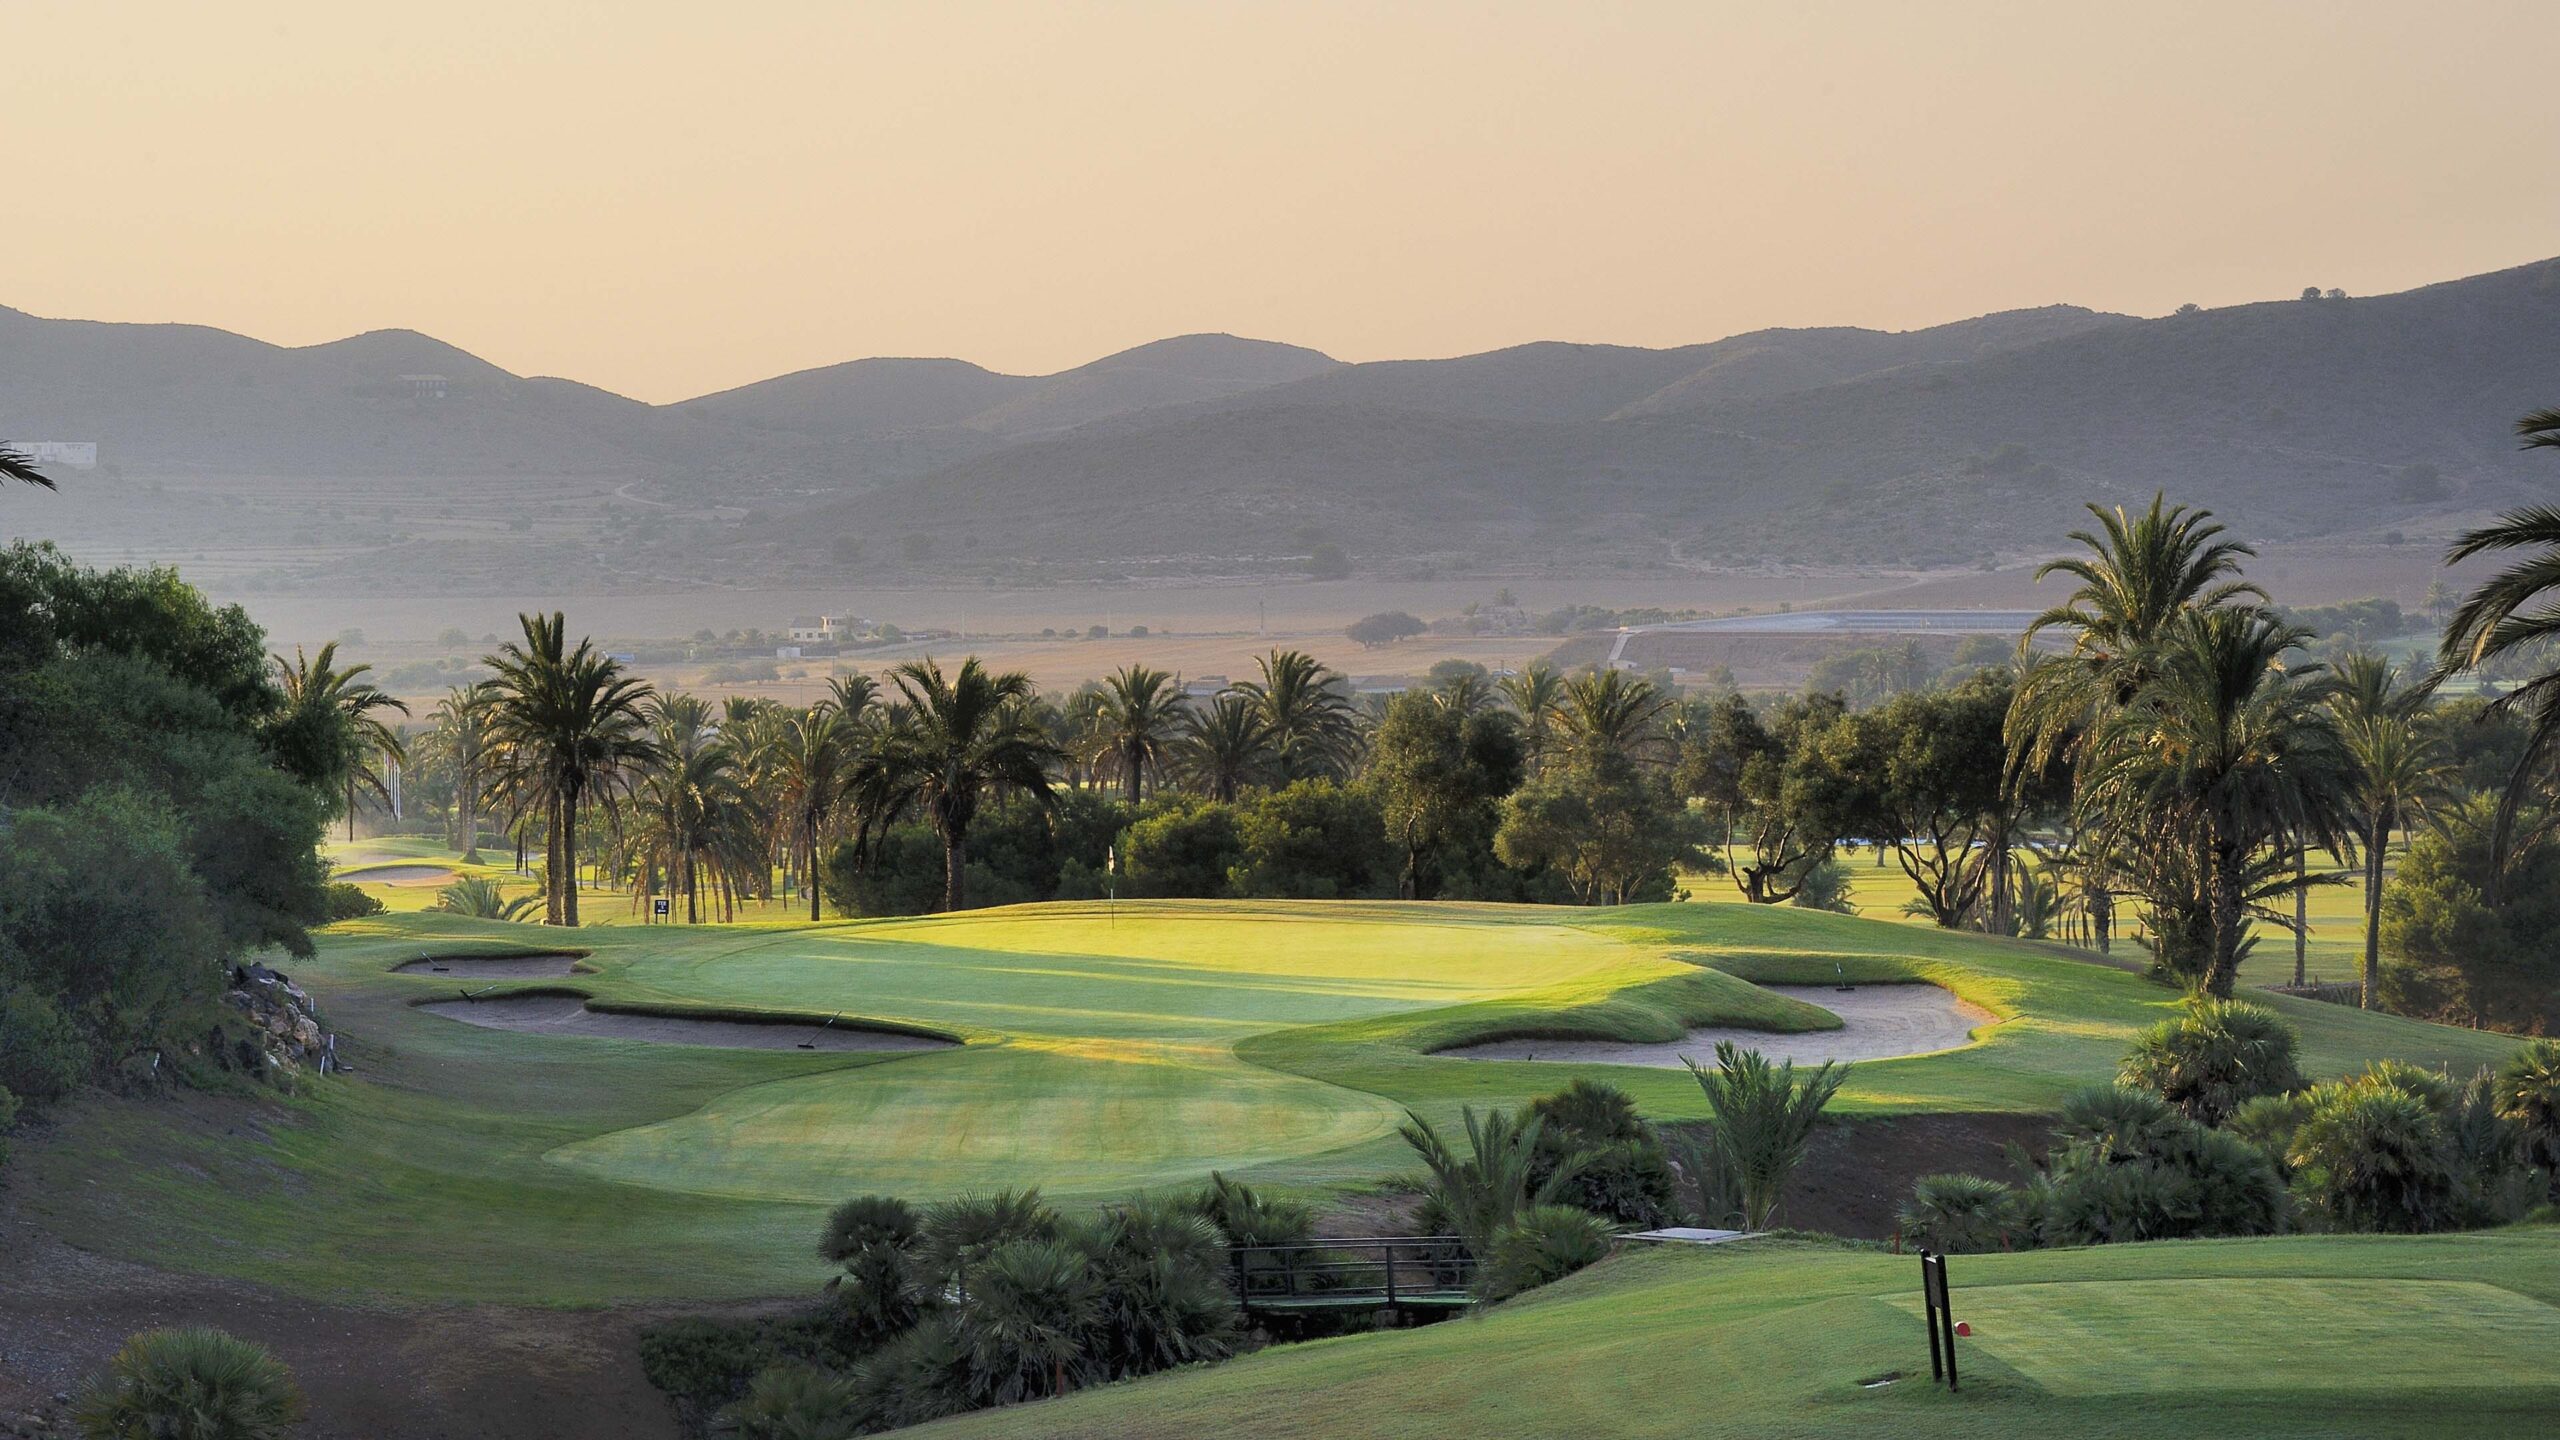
1229, 1237, 1478, 1314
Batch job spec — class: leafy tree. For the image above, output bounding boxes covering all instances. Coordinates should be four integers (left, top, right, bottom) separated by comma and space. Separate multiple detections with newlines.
1119, 798, 1245, 898
1231, 780, 1392, 898
1810, 673, 2013, 927
2378, 795, 2560, 1031
1683, 1042, 1848, 1230
1675, 693, 1844, 904
1364, 693, 1520, 899
1345, 611, 1426, 648
1494, 750, 1697, 905
850, 658, 1064, 912
483, 612, 658, 925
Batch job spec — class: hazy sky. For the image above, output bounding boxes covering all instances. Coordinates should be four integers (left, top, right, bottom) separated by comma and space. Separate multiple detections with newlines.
10, 1, 2556, 402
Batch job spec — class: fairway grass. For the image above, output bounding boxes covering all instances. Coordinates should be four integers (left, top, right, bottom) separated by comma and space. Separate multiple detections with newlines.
906, 1228, 2560, 1440
14, 892, 2537, 1303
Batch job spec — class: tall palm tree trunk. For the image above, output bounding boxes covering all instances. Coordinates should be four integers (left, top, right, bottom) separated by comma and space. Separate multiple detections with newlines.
806, 825, 823, 922
2362, 812, 2388, 1008
2292, 843, 2308, 987
560, 795, 583, 926
942, 828, 966, 912
545, 793, 566, 925
2206, 829, 2247, 997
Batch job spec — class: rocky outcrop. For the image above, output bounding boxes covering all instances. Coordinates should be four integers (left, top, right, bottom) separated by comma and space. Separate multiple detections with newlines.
220, 963, 338, 1078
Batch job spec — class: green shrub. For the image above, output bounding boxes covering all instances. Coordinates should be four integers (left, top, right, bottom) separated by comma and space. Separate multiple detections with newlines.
1482, 1204, 1616, 1300
1189, 1171, 1313, 1246
964, 1239, 1102, 1404
722, 1363, 862, 1440
2447, 1068, 2542, 1226
0, 985, 90, 1104
1898, 1174, 2021, 1253
851, 1315, 978, 1431
2348, 1059, 2456, 1114
72, 1326, 304, 1440
1525, 1080, 1679, 1228
2119, 997, 2304, 1126
317, 881, 384, 921
636, 1313, 841, 1410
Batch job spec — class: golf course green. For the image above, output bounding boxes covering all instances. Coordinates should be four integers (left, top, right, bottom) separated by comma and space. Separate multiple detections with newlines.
18, 892, 2531, 1303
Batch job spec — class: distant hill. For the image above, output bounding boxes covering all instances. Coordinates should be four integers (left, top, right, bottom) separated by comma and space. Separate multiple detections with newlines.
839, 260, 2560, 567
8, 256, 2560, 587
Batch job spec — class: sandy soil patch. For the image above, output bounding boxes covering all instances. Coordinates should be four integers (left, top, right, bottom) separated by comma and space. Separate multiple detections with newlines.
393, 952, 585, 978
346, 864, 459, 886
1437, 983, 1996, 1068
419, 994, 954, 1052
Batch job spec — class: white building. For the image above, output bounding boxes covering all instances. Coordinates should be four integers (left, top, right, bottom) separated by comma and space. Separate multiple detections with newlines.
9, 441, 98, 469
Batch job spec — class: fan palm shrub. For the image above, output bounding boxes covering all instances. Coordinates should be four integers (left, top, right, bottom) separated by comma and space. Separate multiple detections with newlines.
73, 1327, 304, 1440
721, 1364, 861, 1440
2495, 1039, 2560, 1196
2119, 996, 2305, 1126
1897, 1174, 2022, 1253
1524, 1079, 1679, 1228
2287, 1080, 2459, 1233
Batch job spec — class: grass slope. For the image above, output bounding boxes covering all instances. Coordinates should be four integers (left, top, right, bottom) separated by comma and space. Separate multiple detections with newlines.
13, 892, 2529, 1303
911, 1229, 2560, 1440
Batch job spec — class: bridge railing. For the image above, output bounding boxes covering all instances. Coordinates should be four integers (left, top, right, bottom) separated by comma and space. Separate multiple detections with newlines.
1229, 1236, 1475, 1308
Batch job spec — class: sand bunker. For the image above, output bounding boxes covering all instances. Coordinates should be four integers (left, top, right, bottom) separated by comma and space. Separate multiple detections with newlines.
1438, 983, 1995, 1068
347, 865, 458, 887
394, 952, 585, 978
418, 994, 955, 1053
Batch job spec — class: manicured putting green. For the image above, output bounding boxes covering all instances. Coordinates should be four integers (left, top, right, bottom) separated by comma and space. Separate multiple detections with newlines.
1887, 1278, 2560, 1396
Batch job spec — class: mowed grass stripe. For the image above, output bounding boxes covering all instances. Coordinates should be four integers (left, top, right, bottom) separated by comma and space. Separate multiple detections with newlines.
1882, 1278, 2560, 1397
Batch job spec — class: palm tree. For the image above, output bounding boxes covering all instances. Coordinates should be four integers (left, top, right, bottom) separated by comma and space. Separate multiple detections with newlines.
827, 672, 881, 725
1174, 693, 1275, 803
1554, 667, 1668, 765
2009, 494, 2266, 775
771, 705, 855, 920
1499, 661, 1565, 768
1432, 669, 1498, 718
483, 612, 658, 926
852, 657, 1064, 912
2329, 653, 2449, 1006
1238, 649, 1358, 781
422, 682, 497, 860
2435, 415, 2560, 894
273, 642, 411, 842
1, 444, 55, 490
628, 694, 762, 924
1089, 664, 1186, 805
2076, 608, 2351, 995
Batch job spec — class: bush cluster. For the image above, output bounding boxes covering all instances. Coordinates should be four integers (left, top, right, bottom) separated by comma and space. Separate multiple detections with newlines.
1901, 1010, 2560, 1248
